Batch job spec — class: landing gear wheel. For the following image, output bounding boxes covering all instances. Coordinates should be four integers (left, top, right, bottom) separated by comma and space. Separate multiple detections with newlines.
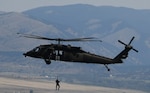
104, 64, 110, 71
44, 59, 51, 65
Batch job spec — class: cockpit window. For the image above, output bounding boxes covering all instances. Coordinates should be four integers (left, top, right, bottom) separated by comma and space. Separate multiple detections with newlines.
33, 47, 40, 52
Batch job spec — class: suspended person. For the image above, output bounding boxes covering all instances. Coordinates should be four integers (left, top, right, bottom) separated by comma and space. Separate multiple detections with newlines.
56, 78, 60, 90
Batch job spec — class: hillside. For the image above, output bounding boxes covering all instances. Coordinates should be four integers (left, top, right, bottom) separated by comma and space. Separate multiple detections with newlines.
0, 4, 150, 92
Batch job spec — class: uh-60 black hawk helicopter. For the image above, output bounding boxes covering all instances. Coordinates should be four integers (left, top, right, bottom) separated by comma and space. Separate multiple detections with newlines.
19, 33, 138, 71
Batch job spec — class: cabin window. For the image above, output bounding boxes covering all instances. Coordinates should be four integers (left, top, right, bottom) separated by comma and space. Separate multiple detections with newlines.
59, 51, 63, 55
55, 50, 63, 56
55, 50, 64, 60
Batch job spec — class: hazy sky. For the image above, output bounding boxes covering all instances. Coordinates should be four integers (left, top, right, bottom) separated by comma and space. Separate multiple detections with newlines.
1, 0, 150, 12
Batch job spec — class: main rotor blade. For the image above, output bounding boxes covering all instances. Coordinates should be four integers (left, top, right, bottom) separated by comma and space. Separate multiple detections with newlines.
19, 33, 57, 40
64, 37, 102, 42
62, 37, 95, 41
18, 33, 102, 42
128, 36, 135, 45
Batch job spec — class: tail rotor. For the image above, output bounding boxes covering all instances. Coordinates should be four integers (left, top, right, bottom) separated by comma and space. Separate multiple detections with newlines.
118, 36, 138, 53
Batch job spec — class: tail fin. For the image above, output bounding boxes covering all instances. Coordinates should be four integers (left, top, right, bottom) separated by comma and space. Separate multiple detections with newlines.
114, 37, 138, 62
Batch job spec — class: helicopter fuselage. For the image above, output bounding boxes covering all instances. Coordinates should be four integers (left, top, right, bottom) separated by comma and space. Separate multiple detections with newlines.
23, 44, 123, 65
22, 36, 138, 71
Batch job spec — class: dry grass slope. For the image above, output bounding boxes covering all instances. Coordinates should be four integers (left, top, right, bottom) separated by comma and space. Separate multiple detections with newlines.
0, 77, 147, 93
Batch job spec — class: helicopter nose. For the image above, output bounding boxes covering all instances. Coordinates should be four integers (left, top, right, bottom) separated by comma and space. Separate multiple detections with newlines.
23, 51, 36, 58
23, 52, 32, 57
23, 53, 27, 57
